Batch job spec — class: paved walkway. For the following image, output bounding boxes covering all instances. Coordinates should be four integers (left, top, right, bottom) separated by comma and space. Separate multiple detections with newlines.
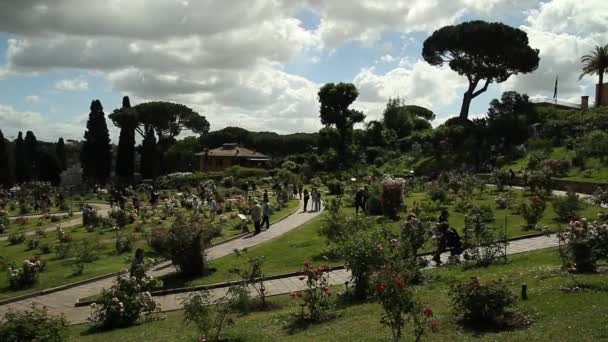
0, 186, 602, 325
0, 199, 323, 323
0, 204, 111, 241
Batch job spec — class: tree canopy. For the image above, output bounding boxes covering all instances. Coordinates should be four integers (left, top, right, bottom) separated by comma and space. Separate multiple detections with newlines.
422, 20, 539, 120
81, 100, 112, 185
0, 129, 10, 186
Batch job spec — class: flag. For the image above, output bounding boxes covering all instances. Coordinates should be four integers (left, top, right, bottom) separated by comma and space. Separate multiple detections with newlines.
553, 76, 558, 100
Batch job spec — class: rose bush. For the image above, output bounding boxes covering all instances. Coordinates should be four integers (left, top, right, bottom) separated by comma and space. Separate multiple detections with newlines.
558, 218, 608, 272
88, 272, 162, 328
291, 261, 334, 322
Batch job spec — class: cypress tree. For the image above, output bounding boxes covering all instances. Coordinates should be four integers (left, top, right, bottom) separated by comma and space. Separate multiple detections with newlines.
38, 150, 62, 186
24, 131, 39, 181
140, 126, 159, 180
56, 137, 67, 171
81, 100, 112, 185
0, 129, 10, 186
115, 96, 136, 183
14, 132, 27, 184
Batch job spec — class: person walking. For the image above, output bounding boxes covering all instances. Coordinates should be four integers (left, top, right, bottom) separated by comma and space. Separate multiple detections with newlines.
303, 189, 310, 212
355, 188, 364, 214
298, 184, 303, 200
263, 189, 269, 203
311, 188, 318, 211
262, 200, 271, 230
210, 197, 218, 221
130, 248, 145, 278
252, 200, 263, 234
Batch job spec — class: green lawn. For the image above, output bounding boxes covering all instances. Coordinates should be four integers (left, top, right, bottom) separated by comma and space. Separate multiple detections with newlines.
0, 199, 299, 300
3, 214, 80, 235
167, 189, 605, 288
501, 146, 608, 184
67, 248, 608, 341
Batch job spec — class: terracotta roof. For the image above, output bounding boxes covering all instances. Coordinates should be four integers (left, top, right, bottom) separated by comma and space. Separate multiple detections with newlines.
195, 144, 269, 159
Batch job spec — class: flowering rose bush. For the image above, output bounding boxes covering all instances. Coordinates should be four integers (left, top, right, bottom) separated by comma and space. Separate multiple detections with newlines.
518, 196, 546, 229
553, 190, 581, 222
88, 272, 162, 328
0, 304, 68, 342
109, 208, 136, 228
494, 191, 516, 209
558, 218, 608, 272
291, 261, 334, 322
374, 266, 435, 342
7, 257, 45, 289
381, 177, 406, 219
491, 169, 511, 192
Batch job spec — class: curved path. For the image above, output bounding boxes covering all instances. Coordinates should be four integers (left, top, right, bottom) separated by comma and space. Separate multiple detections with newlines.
0, 199, 323, 324
1, 203, 111, 241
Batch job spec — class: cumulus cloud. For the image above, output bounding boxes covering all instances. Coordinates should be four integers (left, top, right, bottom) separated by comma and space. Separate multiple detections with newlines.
55, 77, 88, 91
504, 0, 608, 103
24, 95, 39, 103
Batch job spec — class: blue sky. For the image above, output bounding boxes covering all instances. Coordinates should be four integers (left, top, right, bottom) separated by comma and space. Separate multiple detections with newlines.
0, 0, 605, 141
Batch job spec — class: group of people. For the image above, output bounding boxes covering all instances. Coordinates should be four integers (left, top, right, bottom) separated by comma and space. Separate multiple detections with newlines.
303, 188, 322, 212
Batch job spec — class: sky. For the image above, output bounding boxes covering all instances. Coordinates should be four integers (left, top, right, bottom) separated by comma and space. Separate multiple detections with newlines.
0, 0, 607, 142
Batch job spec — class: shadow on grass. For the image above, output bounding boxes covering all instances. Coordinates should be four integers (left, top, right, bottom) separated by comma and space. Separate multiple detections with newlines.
159, 267, 218, 289
457, 311, 532, 336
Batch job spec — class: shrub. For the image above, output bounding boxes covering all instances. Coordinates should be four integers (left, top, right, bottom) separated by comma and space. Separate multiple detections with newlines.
229, 252, 268, 308
374, 266, 435, 342
553, 190, 581, 222
7, 231, 25, 245
14, 216, 28, 226
467, 204, 495, 223
115, 232, 135, 254
26, 239, 39, 251
494, 191, 516, 209
88, 273, 162, 328
291, 261, 334, 322
462, 214, 505, 268
542, 159, 570, 177
325, 179, 343, 196
55, 226, 72, 243
50, 215, 61, 223
558, 218, 608, 272
163, 215, 214, 276
110, 208, 136, 228
591, 187, 608, 206
182, 287, 242, 342
426, 184, 447, 204
54, 241, 72, 259
35, 227, 47, 237
76, 239, 99, 263
450, 277, 519, 327
518, 196, 546, 229
491, 169, 511, 192
525, 170, 552, 196
0, 304, 68, 342
146, 228, 168, 254
39, 243, 52, 254
7, 257, 44, 289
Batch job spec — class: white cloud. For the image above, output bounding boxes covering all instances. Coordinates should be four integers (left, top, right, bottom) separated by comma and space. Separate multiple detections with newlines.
379, 54, 396, 63
55, 77, 88, 91
504, 0, 608, 103
24, 95, 39, 103
353, 60, 467, 121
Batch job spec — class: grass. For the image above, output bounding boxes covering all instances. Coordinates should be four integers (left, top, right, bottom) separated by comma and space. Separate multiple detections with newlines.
0, 199, 299, 300
4, 203, 81, 217
501, 146, 608, 184
66, 248, 608, 341
165, 188, 605, 288
3, 214, 80, 235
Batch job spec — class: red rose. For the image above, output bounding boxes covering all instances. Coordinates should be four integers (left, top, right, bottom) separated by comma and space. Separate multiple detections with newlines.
393, 278, 404, 287
323, 287, 332, 296
422, 306, 433, 317
289, 291, 300, 298
303, 260, 311, 267
377, 283, 387, 292
316, 265, 325, 273
431, 321, 440, 331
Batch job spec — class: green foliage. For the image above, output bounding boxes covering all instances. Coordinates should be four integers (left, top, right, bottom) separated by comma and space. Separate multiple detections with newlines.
580, 130, 608, 163
494, 191, 516, 209
552, 191, 581, 222
0, 129, 11, 186
0, 304, 68, 342
7, 257, 44, 289
491, 169, 511, 192
450, 277, 518, 326
229, 250, 268, 309
579, 44, 608, 108
140, 126, 160, 180
426, 184, 447, 203
14, 132, 27, 184
518, 196, 546, 229
182, 287, 241, 342
163, 215, 215, 276
114, 232, 135, 254
115, 97, 136, 183
462, 213, 505, 268
7, 231, 26, 245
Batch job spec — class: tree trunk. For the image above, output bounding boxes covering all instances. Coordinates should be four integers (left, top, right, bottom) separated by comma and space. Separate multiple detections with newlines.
597, 72, 604, 108
459, 92, 473, 120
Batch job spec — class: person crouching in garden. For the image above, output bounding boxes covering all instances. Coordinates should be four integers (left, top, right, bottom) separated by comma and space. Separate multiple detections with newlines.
252, 200, 263, 234
130, 248, 145, 278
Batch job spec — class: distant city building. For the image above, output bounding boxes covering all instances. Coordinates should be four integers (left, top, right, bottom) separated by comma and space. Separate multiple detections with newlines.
195, 143, 270, 171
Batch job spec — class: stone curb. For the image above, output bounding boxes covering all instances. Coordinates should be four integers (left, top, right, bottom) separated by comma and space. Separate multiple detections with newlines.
0, 201, 302, 307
